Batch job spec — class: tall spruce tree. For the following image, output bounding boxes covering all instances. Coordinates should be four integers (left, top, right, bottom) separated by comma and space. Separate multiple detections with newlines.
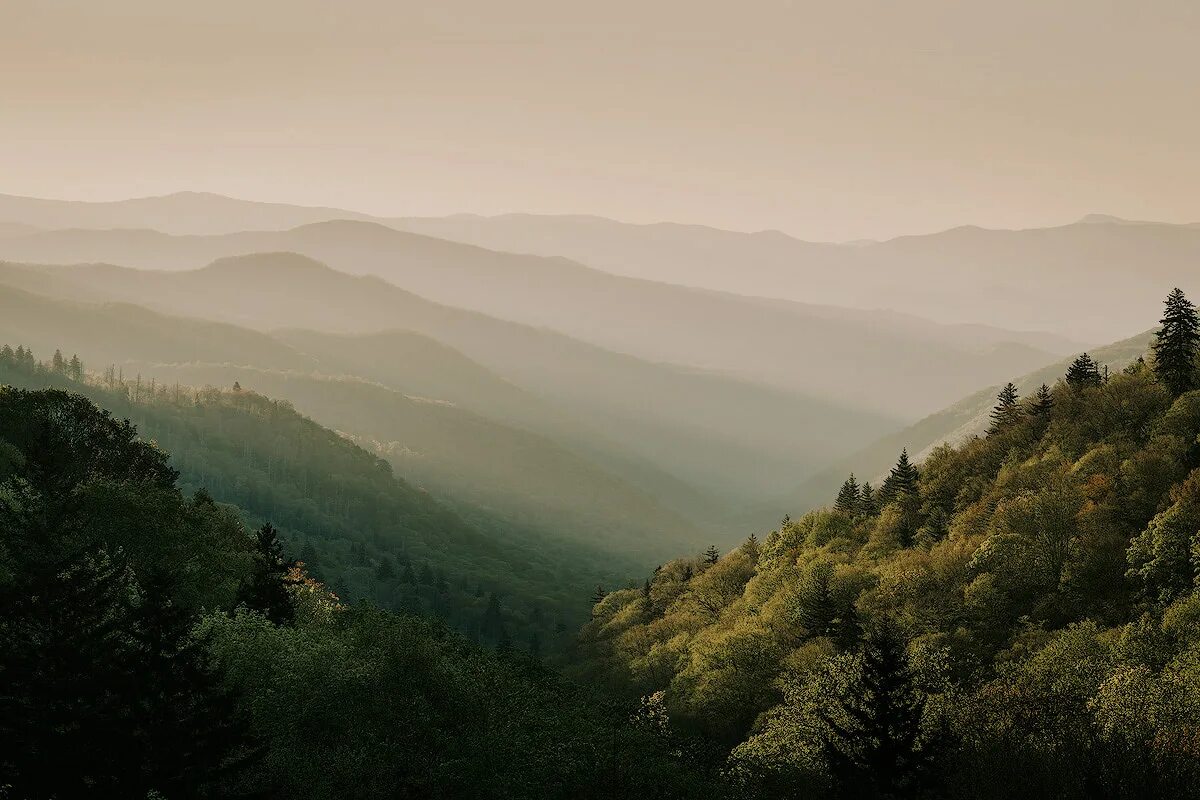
879, 449, 919, 505
860, 481, 877, 516
1032, 383, 1054, 422
835, 473, 862, 514
703, 545, 721, 565
237, 523, 295, 625
797, 561, 837, 637
988, 382, 1022, 434
1152, 288, 1200, 395
1065, 353, 1103, 388
819, 618, 937, 798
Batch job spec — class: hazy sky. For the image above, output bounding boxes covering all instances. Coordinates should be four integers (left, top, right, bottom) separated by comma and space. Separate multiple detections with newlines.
2, 1, 1198, 240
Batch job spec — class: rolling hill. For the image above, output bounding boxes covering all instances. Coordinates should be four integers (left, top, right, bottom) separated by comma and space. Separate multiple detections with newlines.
0, 255, 900, 502
391, 212, 1200, 343
0, 221, 1072, 418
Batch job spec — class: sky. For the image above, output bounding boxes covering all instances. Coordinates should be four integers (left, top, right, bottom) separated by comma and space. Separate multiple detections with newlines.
2, 0, 1198, 241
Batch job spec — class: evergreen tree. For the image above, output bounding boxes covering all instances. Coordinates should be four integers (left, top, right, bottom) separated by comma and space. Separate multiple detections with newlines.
797, 562, 837, 637
988, 382, 1022, 433
1152, 287, 1200, 395
238, 523, 295, 625
835, 473, 862, 514
819, 618, 937, 798
703, 544, 721, 565
69, 353, 83, 381
860, 482, 877, 516
133, 573, 261, 796
1065, 352, 1103, 388
51, 348, 65, 373
879, 449, 919, 504
1032, 383, 1054, 421
591, 584, 608, 607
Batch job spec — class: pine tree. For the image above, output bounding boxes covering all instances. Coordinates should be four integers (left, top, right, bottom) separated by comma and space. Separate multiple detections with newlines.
879, 449, 919, 504
703, 544, 721, 565
590, 584, 607, 607
797, 562, 837, 637
237, 522, 295, 625
819, 618, 936, 798
988, 382, 1022, 434
1152, 288, 1200, 395
860, 482, 877, 516
835, 473, 862, 514
1032, 383, 1054, 421
69, 353, 83, 381
51, 348, 65, 373
1065, 352, 1102, 388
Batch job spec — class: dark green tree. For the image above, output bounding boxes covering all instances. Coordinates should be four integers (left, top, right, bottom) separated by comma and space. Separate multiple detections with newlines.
860, 481, 878, 516
819, 618, 937, 799
1065, 352, 1103, 388
237, 523, 295, 625
879, 449, 919, 505
797, 562, 837, 637
51, 348, 65, 373
703, 544, 721, 565
989, 382, 1022, 433
835, 473, 862, 514
1032, 382, 1054, 422
1152, 287, 1200, 395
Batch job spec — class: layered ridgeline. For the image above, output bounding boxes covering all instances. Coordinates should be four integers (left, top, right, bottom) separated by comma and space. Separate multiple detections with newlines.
578, 290, 1200, 799
2, 189, 1196, 342
0, 348, 646, 652
0, 278, 717, 549
0, 256, 899, 503
0, 385, 723, 799
392, 211, 1200, 344
0, 221, 1074, 419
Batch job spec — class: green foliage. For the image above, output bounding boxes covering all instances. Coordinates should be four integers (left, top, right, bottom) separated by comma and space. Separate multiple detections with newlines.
0, 347, 630, 652
988, 381, 1023, 434
579, 330, 1200, 798
1066, 351, 1103, 388
1, 386, 723, 799
1152, 287, 1200, 395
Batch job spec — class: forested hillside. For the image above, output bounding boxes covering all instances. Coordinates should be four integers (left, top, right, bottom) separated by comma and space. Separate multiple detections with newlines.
774, 329, 1157, 523
0, 385, 721, 798
578, 290, 1200, 798
0, 349, 641, 652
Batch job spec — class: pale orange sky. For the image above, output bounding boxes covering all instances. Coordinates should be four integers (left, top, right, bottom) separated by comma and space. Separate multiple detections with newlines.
2, 0, 1197, 240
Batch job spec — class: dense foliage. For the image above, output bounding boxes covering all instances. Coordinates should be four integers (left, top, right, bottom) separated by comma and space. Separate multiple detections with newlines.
0, 387, 721, 798
579, 291, 1200, 798
0, 348, 637, 653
